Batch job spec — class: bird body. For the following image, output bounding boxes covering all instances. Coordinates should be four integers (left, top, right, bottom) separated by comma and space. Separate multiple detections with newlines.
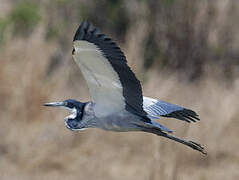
59, 101, 146, 132
45, 21, 206, 154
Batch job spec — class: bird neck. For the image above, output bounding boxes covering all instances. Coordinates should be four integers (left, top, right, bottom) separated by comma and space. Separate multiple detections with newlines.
81, 101, 97, 128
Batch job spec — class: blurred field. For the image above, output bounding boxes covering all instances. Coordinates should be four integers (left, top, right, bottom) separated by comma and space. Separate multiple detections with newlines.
0, 0, 239, 180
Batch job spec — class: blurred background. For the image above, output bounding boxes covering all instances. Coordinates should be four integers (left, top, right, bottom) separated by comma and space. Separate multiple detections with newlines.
0, 0, 239, 179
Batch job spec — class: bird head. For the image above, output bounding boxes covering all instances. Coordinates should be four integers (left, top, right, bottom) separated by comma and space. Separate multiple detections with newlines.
44, 99, 86, 130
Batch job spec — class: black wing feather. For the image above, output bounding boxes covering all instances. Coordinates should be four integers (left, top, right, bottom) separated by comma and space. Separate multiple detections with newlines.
161, 108, 200, 123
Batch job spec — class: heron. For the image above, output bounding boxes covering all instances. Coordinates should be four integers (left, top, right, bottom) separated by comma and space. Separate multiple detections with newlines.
44, 21, 206, 155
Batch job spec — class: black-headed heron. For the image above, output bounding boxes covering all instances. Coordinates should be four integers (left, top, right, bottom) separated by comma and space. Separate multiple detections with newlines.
45, 21, 206, 155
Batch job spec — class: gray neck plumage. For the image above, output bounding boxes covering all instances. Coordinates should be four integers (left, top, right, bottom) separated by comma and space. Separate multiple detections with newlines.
82, 101, 96, 127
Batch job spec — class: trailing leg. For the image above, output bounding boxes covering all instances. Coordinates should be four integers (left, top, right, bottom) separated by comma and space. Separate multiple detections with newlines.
141, 127, 206, 155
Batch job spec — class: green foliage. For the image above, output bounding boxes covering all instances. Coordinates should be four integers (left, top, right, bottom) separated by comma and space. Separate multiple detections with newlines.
0, 18, 8, 44
0, 1, 41, 44
162, 0, 175, 7
0, 1, 41, 42
9, 1, 41, 36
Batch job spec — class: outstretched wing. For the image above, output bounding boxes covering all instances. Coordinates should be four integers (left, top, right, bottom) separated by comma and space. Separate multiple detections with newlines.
143, 97, 200, 123
72, 21, 148, 118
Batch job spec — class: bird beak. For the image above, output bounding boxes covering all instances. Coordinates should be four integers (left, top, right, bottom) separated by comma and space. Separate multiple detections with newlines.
44, 101, 66, 107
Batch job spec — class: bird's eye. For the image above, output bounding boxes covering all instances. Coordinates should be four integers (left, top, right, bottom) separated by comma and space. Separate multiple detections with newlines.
67, 103, 74, 108
72, 48, 76, 55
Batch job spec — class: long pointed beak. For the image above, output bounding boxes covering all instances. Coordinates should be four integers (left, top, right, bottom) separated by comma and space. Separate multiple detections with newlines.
44, 101, 66, 107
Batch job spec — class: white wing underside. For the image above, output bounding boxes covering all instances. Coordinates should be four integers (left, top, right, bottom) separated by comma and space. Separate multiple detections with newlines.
73, 40, 125, 117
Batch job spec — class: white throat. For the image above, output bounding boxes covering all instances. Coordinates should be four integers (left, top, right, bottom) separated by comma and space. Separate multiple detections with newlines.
64, 107, 77, 119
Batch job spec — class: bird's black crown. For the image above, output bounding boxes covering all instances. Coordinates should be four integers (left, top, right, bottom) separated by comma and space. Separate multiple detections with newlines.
63, 99, 85, 110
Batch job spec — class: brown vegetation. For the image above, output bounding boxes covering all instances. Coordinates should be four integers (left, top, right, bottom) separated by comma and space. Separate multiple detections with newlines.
0, 0, 238, 179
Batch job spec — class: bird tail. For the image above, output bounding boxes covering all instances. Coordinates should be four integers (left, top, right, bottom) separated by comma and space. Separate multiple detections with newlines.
140, 126, 207, 155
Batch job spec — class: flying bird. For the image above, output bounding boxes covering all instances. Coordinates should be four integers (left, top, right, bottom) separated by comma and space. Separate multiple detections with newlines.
45, 21, 206, 155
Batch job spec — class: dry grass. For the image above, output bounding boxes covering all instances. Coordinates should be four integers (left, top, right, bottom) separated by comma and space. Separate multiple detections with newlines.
1, 1, 239, 179
0, 30, 239, 180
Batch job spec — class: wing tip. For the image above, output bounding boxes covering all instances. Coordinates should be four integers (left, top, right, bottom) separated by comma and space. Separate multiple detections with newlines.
161, 108, 200, 123
73, 20, 87, 41
73, 21, 112, 44
73, 20, 97, 41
